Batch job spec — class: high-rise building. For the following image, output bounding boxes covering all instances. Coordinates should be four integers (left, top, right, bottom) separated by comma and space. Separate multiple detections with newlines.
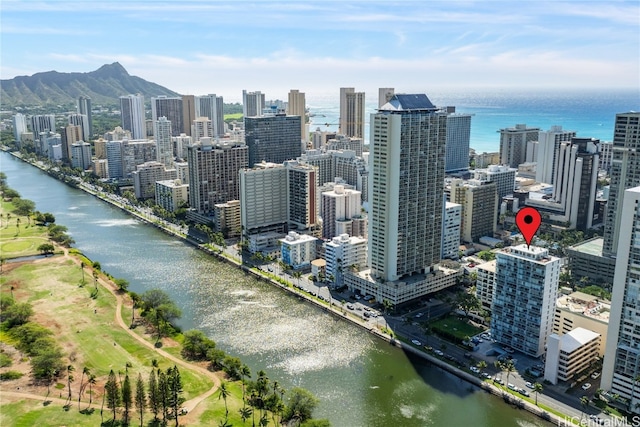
287, 89, 306, 141
244, 114, 302, 167
77, 95, 92, 137
30, 114, 55, 137
122, 140, 157, 177
187, 138, 248, 215
152, 96, 183, 136
182, 95, 196, 136
154, 117, 174, 169
499, 124, 540, 168
378, 88, 394, 108
473, 164, 517, 201
601, 186, 640, 411
191, 117, 213, 142
450, 179, 498, 243
444, 108, 472, 173
68, 113, 90, 142
442, 202, 462, 259
476, 260, 496, 311
70, 141, 92, 171
132, 161, 177, 199
61, 125, 83, 161
12, 113, 28, 142
214, 200, 241, 238
120, 95, 146, 139
195, 94, 224, 137
156, 179, 189, 213
598, 141, 613, 173
286, 161, 319, 233
601, 187, 640, 413
603, 112, 640, 256
239, 162, 289, 235
106, 140, 125, 179
492, 245, 561, 357
339, 88, 365, 139
242, 90, 265, 118
535, 125, 577, 185
368, 94, 446, 282
321, 185, 363, 239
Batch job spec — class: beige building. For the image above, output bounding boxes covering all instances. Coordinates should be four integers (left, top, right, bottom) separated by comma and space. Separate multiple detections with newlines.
155, 179, 189, 213
339, 87, 365, 139
544, 327, 601, 385
214, 200, 241, 238
450, 179, 498, 243
92, 159, 109, 179
132, 161, 177, 199
287, 89, 306, 141
476, 260, 496, 311
553, 291, 610, 356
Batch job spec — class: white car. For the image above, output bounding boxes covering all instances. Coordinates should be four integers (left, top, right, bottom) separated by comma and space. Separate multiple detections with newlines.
470, 366, 480, 373
582, 383, 592, 390
434, 349, 444, 356
411, 339, 422, 346
525, 382, 534, 389
591, 372, 601, 379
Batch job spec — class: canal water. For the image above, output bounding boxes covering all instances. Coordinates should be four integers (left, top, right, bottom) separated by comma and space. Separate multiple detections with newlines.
1, 151, 550, 426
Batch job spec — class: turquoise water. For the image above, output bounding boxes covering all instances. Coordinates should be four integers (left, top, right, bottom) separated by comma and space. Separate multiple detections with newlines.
305, 88, 639, 152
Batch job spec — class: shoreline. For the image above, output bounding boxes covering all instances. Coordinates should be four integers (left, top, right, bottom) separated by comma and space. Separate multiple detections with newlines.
2, 148, 572, 426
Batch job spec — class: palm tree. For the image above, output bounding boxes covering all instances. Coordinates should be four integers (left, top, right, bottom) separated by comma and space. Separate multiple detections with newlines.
87, 374, 96, 407
239, 406, 253, 425
504, 359, 516, 388
292, 271, 302, 288
66, 365, 75, 402
78, 366, 90, 410
80, 261, 86, 284
218, 381, 230, 420
533, 382, 543, 406
477, 360, 487, 372
240, 364, 251, 408
580, 396, 590, 423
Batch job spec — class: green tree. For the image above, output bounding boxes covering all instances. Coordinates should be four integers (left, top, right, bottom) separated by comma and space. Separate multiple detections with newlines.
78, 366, 90, 410
158, 369, 169, 424
13, 198, 35, 216
1, 302, 34, 327
167, 366, 183, 427
580, 395, 590, 423
37, 243, 55, 255
105, 370, 121, 422
115, 278, 130, 292
504, 359, 516, 388
282, 387, 319, 424
135, 373, 147, 427
240, 364, 251, 410
219, 381, 230, 421
239, 406, 253, 425
533, 382, 543, 406
148, 369, 160, 422
87, 374, 96, 407
122, 373, 132, 426
181, 329, 216, 360
477, 360, 487, 371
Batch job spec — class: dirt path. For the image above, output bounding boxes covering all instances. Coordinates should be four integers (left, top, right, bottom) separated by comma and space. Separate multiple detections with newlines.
5, 249, 222, 416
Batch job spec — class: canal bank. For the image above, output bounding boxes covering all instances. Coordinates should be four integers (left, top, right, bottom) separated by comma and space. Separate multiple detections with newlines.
1, 149, 556, 426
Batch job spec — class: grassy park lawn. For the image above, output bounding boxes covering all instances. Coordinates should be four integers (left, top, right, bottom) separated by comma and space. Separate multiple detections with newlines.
223, 112, 243, 121
429, 315, 484, 340
0, 200, 50, 258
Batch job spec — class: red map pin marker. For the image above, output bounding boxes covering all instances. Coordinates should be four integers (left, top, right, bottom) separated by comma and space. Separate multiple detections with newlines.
515, 206, 542, 248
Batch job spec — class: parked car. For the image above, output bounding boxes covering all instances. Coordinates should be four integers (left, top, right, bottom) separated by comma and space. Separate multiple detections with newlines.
591, 372, 601, 379
519, 388, 530, 397
470, 366, 480, 373
525, 382, 534, 389
508, 383, 517, 391
582, 383, 592, 390
434, 349, 444, 356
411, 339, 422, 346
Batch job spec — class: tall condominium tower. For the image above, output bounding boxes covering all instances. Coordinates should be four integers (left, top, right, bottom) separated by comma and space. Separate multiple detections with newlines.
534, 125, 576, 185
492, 245, 561, 357
339, 88, 365, 139
196, 94, 224, 137
321, 185, 363, 239
152, 96, 183, 137
12, 113, 27, 142
68, 114, 90, 142
191, 117, 213, 142
182, 95, 196, 136
77, 96, 92, 137
30, 114, 55, 136
154, 117, 174, 169
378, 88, 394, 108
287, 89, 306, 141
119, 95, 146, 139
499, 124, 540, 168
242, 90, 265, 118
449, 179, 498, 243
244, 114, 302, 167
187, 138, 248, 215
369, 94, 446, 282
473, 164, 517, 201
61, 125, 83, 161
444, 108, 472, 173
603, 112, 640, 256
601, 186, 640, 412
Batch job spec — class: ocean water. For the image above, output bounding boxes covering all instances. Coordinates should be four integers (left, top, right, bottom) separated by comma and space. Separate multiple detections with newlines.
305, 88, 639, 153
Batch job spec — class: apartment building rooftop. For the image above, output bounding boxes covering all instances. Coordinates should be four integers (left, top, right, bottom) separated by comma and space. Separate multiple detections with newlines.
556, 291, 610, 323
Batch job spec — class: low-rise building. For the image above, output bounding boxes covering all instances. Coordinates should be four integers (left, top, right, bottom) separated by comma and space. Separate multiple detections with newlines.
214, 200, 241, 238
544, 327, 601, 385
567, 237, 616, 286
476, 260, 496, 311
280, 231, 317, 270
155, 179, 189, 213
553, 291, 610, 356
324, 234, 367, 284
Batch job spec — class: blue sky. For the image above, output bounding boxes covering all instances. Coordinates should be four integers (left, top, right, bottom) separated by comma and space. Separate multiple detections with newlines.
1, 1, 638, 101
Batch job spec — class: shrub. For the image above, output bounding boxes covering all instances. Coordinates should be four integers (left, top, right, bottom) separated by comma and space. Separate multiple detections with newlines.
0, 371, 23, 381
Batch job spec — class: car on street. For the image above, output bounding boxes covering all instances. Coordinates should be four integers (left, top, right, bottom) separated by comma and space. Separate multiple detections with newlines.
591, 372, 601, 379
470, 366, 480, 373
525, 382, 534, 389
347, 304, 354, 310
482, 373, 491, 379
494, 377, 505, 385
434, 349, 444, 356
411, 339, 422, 346
582, 383, 592, 390
519, 388, 530, 397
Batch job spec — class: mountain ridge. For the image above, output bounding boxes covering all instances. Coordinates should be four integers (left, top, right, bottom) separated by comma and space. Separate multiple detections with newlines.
1, 62, 180, 107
